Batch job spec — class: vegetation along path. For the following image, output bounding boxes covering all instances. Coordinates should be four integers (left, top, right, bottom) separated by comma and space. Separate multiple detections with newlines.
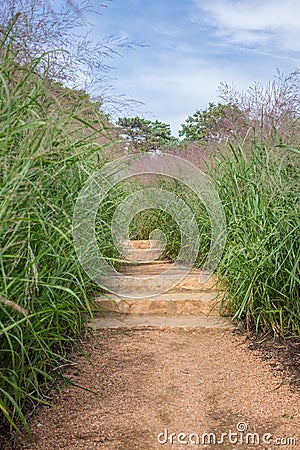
14, 241, 300, 449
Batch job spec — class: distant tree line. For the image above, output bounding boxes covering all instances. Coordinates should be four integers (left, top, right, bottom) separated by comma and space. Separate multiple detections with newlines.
117, 69, 300, 153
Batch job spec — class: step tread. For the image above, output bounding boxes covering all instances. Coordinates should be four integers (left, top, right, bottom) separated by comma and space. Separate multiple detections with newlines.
104, 273, 220, 293
120, 263, 210, 275
88, 312, 234, 330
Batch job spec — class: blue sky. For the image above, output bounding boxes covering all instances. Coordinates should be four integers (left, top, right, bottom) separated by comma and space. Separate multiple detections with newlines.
84, 0, 300, 136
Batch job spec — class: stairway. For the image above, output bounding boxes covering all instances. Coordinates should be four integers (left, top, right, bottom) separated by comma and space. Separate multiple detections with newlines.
89, 240, 233, 330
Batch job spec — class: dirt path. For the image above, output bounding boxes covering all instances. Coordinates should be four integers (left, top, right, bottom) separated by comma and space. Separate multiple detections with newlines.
16, 328, 299, 449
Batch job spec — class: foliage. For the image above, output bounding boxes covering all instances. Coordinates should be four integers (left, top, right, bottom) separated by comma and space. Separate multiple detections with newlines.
0, 16, 121, 437
213, 144, 299, 334
116, 116, 178, 151
129, 178, 211, 263
218, 69, 300, 148
0, 0, 137, 116
179, 102, 247, 143
179, 70, 300, 152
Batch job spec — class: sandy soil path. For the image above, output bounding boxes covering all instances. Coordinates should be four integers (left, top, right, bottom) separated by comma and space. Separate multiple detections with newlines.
15, 328, 299, 450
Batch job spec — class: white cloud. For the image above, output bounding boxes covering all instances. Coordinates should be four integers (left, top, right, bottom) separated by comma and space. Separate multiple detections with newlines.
88, 0, 300, 137
192, 0, 300, 52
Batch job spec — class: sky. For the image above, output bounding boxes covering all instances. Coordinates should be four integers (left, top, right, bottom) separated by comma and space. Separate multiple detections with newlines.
84, 0, 300, 136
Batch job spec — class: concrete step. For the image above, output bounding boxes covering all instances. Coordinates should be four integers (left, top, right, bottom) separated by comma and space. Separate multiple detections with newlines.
88, 312, 234, 330
94, 291, 224, 315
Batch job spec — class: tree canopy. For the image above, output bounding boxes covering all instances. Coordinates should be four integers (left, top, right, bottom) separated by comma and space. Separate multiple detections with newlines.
116, 117, 178, 151
179, 102, 246, 143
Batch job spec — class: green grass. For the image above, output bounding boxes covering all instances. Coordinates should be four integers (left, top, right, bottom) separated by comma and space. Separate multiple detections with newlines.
0, 27, 120, 435
212, 144, 299, 335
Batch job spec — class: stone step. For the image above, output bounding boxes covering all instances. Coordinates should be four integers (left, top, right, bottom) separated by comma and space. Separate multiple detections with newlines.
95, 240, 229, 327
120, 239, 164, 263
120, 259, 168, 266
104, 276, 219, 294
121, 262, 194, 275
104, 264, 222, 293
121, 239, 162, 249
94, 291, 224, 315
88, 312, 234, 330
121, 247, 162, 263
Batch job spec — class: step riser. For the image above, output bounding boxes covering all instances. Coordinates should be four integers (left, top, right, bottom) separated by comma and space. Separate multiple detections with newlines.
105, 276, 220, 293
95, 296, 222, 316
121, 248, 162, 262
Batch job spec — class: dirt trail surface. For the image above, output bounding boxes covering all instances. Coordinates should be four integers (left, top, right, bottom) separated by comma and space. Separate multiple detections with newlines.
15, 328, 299, 450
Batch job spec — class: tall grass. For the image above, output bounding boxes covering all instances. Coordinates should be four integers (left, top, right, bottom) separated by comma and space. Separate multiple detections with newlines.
0, 25, 117, 436
212, 144, 299, 335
